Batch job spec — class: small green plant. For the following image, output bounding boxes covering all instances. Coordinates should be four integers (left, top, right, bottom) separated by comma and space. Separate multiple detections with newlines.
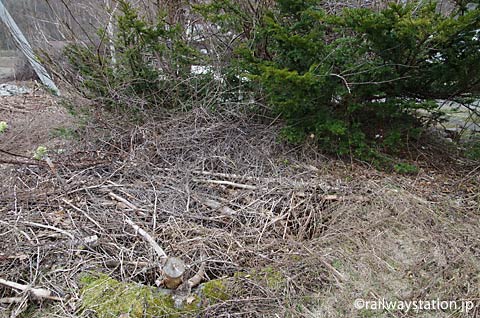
393, 162, 419, 175
332, 259, 343, 271
33, 146, 48, 160
464, 140, 480, 161
0, 121, 8, 133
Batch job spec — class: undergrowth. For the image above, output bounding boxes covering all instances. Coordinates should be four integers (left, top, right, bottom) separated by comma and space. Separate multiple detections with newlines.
63, 0, 480, 167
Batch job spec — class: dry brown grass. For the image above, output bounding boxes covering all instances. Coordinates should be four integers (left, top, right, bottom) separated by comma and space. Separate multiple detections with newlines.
0, 93, 478, 317
0, 84, 72, 155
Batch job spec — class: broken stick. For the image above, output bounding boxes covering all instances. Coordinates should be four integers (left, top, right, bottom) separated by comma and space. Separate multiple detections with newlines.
125, 217, 186, 289
121, 196, 205, 291
0, 278, 63, 301
125, 217, 168, 262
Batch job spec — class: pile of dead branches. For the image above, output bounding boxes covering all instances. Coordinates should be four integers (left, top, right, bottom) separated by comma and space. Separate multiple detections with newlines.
0, 104, 478, 317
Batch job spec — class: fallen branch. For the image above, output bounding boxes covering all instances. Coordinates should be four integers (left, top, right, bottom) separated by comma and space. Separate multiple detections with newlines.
0, 158, 46, 167
0, 254, 28, 262
159, 168, 268, 182
0, 149, 32, 159
22, 221, 74, 240
158, 167, 336, 190
115, 192, 207, 291
62, 199, 103, 230
320, 258, 346, 283
193, 178, 257, 190
187, 261, 206, 289
109, 192, 149, 214
125, 218, 168, 262
0, 278, 63, 301
125, 217, 187, 289
198, 198, 237, 216
0, 105, 29, 113
109, 192, 140, 210
104, 260, 155, 268
322, 194, 368, 202
0, 297, 23, 304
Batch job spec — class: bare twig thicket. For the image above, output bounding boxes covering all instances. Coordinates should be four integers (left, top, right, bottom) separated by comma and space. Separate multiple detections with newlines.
0, 96, 479, 316
0, 0, 478, 317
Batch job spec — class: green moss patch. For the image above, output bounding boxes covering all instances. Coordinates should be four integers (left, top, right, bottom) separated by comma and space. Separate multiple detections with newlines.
80, 274, 208, 318
200, 279, 229, 301
80, 268, 290, 317
251, 266, 286, 291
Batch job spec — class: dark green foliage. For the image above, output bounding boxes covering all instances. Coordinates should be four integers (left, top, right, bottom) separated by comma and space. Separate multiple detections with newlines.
464, 138, 480, 160
65, 0, 480, 165
213, 0, 480, 162
394, 162, 419, 175
341, 2, 480, 100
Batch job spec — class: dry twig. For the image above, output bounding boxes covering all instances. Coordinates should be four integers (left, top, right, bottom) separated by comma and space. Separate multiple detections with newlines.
0, 278, 63, 301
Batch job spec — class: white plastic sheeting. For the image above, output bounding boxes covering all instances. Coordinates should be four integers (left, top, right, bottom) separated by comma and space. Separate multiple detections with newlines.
0, 83, 31, 96
0, 0, 59, 95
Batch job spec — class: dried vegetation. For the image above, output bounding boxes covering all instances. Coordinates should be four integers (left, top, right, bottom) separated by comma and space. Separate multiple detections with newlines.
0, 91, 478, 317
